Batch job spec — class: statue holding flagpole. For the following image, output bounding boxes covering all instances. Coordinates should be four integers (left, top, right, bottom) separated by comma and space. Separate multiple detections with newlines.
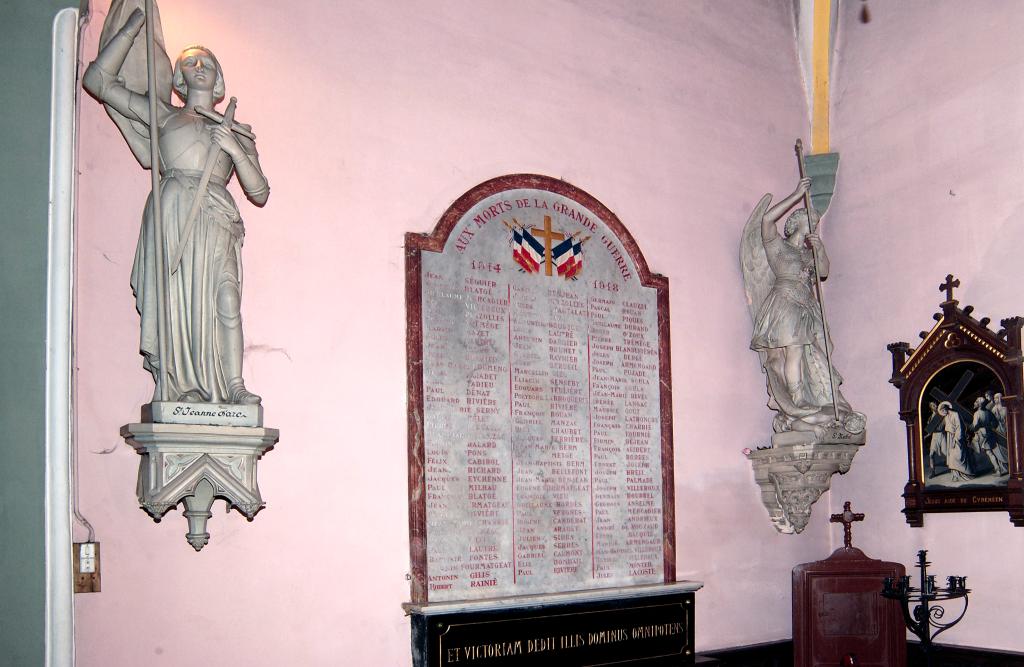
740, 142, 865, 444
741, 143, 864, 534
93, 0, 280, 551
85, 0, 268, 406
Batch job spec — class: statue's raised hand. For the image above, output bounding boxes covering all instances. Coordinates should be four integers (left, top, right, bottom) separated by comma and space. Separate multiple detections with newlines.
124, 7, 146, 35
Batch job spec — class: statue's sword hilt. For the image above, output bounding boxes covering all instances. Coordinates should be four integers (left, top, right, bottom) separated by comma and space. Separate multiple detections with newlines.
194, 105, 255, 140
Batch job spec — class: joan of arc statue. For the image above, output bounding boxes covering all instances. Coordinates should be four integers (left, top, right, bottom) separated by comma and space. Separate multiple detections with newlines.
84, 2, 267, 405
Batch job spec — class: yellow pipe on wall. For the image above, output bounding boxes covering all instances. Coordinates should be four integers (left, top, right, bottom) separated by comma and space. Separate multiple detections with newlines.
811, 0, 831, 153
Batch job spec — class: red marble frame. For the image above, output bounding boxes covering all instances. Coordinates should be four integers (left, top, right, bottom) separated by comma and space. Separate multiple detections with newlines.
405, 174, 675, 604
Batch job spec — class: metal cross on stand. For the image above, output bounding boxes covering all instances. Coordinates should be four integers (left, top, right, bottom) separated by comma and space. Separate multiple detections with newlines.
830, 501, 865, 548
940, 274, 960, 303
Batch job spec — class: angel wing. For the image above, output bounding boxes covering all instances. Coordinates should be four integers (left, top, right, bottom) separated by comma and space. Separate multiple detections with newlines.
739, 193, 774, 324
98, 0, 173, 168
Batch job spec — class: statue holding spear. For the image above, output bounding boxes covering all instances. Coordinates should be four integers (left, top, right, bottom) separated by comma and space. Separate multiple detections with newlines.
84, 0, 268, 406
740, 142, 865, 443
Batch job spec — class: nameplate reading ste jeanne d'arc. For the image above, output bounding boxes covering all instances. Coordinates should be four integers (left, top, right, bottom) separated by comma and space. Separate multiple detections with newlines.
406, 174, 675, 604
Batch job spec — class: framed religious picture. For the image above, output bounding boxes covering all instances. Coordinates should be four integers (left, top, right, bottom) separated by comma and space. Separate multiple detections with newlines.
887, 275, 1024, 526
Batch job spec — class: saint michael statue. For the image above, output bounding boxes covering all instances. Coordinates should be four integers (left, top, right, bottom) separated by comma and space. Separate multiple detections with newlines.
740, 156, 865, 445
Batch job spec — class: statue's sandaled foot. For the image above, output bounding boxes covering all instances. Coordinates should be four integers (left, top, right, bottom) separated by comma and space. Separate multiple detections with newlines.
227, 379, 261, 405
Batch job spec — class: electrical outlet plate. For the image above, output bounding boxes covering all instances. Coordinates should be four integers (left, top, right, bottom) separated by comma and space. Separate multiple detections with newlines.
73, 542, 101, 593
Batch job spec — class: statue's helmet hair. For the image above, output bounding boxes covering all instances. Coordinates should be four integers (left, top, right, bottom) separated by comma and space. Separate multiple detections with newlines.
172, 45, 225, 102
783, 207, 820, 237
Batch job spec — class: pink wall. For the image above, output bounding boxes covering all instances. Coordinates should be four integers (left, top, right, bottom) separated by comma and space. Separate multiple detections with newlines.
827, 1, 1024, 653
75, 1, 835, 663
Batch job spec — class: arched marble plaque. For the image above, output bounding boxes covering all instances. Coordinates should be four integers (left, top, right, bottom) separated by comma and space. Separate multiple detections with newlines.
406, 175, 674, 603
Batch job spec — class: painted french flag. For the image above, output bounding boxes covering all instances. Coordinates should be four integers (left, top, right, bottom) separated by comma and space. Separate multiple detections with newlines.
512, 226, 544, 273
552, 235, 585, 280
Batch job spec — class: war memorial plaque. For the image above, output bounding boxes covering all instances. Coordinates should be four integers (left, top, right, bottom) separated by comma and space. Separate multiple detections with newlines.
406, 174, 677, 605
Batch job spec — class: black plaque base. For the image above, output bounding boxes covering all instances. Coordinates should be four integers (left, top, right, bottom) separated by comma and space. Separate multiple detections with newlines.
404, 582, 701, 667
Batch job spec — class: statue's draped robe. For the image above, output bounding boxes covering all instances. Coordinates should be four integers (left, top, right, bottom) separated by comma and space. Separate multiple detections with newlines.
133, 116, 244, 403
750, 235, 820, 349
749, 233, 848, 413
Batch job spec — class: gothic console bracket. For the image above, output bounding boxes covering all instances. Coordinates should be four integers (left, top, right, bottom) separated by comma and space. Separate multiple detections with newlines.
747, 443, 861, 534
120, 422, 279, 551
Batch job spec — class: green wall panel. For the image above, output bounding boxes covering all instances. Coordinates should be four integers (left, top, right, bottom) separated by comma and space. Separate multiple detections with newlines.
0, 1, 79, 663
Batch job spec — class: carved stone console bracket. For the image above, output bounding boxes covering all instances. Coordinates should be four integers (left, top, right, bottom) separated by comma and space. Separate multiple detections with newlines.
120, 423, 279, 551
746, 442, 862, 534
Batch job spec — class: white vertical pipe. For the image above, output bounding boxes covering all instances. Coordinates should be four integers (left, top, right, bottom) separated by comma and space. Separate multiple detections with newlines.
46, 7, 79, 667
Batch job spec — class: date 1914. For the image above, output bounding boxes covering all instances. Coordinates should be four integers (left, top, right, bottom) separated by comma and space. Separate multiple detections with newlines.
471, 261, 502, 273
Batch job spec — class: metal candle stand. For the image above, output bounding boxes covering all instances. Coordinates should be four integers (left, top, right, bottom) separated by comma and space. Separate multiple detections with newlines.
881, 550, 970, 665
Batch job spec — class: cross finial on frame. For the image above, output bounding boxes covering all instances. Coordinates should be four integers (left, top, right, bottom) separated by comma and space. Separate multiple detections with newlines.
940, 274, 960, 303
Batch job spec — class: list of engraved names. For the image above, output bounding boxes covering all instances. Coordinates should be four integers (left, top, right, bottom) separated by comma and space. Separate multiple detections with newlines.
421, 257, 663, 601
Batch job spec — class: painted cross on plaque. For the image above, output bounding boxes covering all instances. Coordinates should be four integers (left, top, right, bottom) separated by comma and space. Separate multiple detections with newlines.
506, 216, 589, 279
